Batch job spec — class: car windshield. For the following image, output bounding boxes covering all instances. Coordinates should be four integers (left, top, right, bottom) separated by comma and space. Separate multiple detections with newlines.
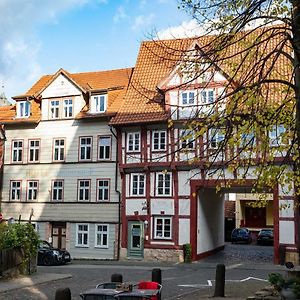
260, 229, 273, 234
39, 241, 52, 249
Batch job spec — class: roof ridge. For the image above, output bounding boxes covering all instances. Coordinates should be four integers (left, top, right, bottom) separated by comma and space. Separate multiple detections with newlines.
71, 67, 134, 75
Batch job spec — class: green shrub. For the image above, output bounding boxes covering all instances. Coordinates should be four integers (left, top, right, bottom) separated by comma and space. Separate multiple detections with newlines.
183, 243, 192, 263
0, 223, 39, 259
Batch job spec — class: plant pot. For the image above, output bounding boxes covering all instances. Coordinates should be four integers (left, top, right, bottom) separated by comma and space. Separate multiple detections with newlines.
280, 288, 297, 300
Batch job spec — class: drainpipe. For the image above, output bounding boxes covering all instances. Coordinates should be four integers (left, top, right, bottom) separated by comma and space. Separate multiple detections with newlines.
0, 126, 6, 215
110, 126, 121, 260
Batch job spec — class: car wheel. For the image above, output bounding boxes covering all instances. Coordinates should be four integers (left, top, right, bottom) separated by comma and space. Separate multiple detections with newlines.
43, 256, 53, 266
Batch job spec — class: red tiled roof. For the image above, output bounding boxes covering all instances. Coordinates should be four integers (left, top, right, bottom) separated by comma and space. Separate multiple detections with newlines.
1, 68, 134, 124
111, 25, 291, 125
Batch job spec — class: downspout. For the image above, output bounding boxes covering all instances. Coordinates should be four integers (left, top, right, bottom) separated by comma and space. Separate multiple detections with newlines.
0, 126, 6, 215
110, 126, 121, 260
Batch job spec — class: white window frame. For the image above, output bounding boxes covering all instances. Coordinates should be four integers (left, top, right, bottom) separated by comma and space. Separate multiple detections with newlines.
79, 137, 92, 161
200, 89, 215, 104
95, 224, 109, 248
269, 125, 286, 147
180, 91, 195, 106
10, 181, 21, 201
12, 140, 23, 163
28, 139, 40, 163
77, 180, 91, 201
130, 173, 145, 196
180, 129, 195, 149
98, 136, 111, 160
153, 216, 172, 240
52, 180, 64, 201
76, 223, 89, 247
97, 179, 110, 202
208, 128, 225, 149
127, 132, 141, 152
156, 172, 172, 196
53, 139, 65, 161
63, 98, 73, 118
17, 101, 30, 118
27, 180, 38, 201
91, 94, 107, 113
152, 130, 167, 151
50, 100, 60, 119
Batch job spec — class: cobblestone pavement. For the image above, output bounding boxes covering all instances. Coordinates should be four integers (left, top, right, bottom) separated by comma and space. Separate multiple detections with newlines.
0, 243, 277, 300
201, 243, 274, 264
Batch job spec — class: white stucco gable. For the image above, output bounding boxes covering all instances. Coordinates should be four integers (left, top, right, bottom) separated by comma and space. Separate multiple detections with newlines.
41, 73, 82, 98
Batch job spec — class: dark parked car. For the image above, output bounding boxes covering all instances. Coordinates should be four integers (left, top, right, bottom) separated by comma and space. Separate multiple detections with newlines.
38, 240, 71, 266
257, 228, 273, 245
231, 228, 252, 244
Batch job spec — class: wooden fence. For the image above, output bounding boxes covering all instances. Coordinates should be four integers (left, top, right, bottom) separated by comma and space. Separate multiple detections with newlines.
0, 247, 24, 277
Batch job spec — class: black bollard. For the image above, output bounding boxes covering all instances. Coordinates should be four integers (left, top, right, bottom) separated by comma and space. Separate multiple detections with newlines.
55, 287, 71, 300
213, 264, 225, 297
152, 268, 162, 284
111, 273, 123, 283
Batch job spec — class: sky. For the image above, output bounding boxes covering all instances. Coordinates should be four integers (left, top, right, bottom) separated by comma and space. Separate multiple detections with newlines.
0, 0, 205, 101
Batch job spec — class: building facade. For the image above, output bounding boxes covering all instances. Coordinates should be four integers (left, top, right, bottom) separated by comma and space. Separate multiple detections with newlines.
0, 68, 133, 260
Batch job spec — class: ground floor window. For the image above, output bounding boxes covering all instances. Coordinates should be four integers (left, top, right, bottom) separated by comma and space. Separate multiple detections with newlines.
95, 224, 109, 248
76, 223, 89, 247
153, 217, 172, 239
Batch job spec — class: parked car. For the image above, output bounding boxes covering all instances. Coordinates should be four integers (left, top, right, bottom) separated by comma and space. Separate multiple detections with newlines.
257, 228, 273, 245
37, 240, 71, 266
231, 228, 252, 244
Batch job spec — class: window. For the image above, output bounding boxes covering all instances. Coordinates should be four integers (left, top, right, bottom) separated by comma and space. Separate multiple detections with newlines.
201, 89, 215, 104
154, 217, 172, 239
28, 140, 40, 162
152, 131, 166, 151
91, 95, 107, 113
156, 172, 172, 196
127, 132, 140, 152
180, 130, 195, 149
131, 174, 145, 196
27, 181, 38, 201
52, 180, 64, 201
240, 132, 255, 148
17, 101, 30, 118
53, 139, 65, 161
10, 181, 21, 201
78, 180, 90, 201
79, 137, 92, 161
50, 100, 60, 119
95, 224, 109, 248
181, 91, 195, 105
208, 128, 225, 149
98, 136, 111, 160
97, 180, 110, 201
269, 125, 286, 147
63, 99, 73, 118
76, 224, 89, 247
12, 140, 23, 163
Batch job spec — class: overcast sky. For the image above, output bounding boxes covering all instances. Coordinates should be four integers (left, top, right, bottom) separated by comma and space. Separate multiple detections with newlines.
0, 0, 207, 101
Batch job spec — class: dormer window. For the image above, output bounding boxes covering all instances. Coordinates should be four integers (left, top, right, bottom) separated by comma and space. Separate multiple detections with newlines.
91, 94, 107, 113
17, 101, 30, 118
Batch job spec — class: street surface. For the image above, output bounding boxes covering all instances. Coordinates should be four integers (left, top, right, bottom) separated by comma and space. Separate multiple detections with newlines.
0, 244, 282, 300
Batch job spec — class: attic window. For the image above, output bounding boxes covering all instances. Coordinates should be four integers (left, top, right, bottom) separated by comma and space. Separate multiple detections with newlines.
91, 94, 107, 113
17, 101, 30, 118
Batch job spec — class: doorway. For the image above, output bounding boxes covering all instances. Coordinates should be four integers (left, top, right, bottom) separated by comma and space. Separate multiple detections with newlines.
51, 222, 66, 250
127, 221, 144, 258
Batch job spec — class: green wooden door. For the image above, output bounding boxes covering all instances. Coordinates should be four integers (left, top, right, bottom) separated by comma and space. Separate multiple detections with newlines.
128, 221, 144, 258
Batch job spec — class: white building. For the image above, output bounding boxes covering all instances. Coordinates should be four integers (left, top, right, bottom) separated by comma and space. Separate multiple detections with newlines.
0, 67, 133, 260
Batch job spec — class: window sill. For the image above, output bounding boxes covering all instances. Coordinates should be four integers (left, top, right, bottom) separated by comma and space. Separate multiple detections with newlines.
94, 246, 109, 249
75, 245, 89, 248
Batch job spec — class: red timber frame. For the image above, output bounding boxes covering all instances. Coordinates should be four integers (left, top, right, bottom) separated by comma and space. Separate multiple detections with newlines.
190, 179, 280, 264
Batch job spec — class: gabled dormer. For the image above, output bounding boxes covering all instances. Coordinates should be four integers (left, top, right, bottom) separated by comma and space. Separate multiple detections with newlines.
90, 93, 108, 113
16, 100, 31, 118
